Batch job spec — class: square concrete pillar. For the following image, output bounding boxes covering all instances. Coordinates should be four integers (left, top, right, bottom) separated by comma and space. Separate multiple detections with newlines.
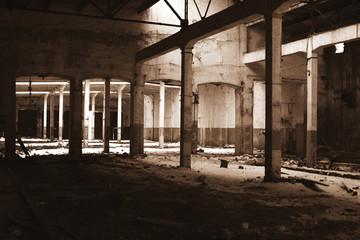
117, 85, 126, 143
235, 24, 254, 156
1, 73, 16, 159
103, 78, 111, 153
58, 85, 65, 141
130, 68, 145, 156
69, 79, 83, 159
180, 46, 194, 168
264, 13, 283, 181
83, 80, 90, 146
43, 93, 49, 139
49, 93, 55, 140
306, 44, 318, 167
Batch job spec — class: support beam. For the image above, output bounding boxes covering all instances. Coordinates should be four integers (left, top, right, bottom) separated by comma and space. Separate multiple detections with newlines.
136, 0, 301, 62
130, 67, 144, 156
117, 85, 126, 143
180, 46, 194, 168
58, 85, 65, 141
264, 13, 283, 181
306, 41, 318, 167
103, 78, 111, 153
235, 24, 254, 156
83, 80, 90, 147
69, 79, 83, 159
43, 93, 49, 139
159, 81, 165, 148
49, 92, 55, 140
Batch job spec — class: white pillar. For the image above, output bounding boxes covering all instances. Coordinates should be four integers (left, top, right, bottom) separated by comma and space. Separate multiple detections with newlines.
43, 93, 49, 139
83, 80, 90, 146
90, 93, 98, 140
117, 85, 126, 143
159, 81, 165, 148
49, 92, 55, 140
58, 85, 65, 141
306, 38, 318, 167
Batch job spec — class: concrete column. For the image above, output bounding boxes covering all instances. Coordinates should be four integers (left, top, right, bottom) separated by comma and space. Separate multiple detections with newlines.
49, 92, 55, 140
83, 80, 90, 147
264, 13, 283, 181
306, 41, 318, 167
90, 93, 98, 140
69, 79, 83, 159
58, 85, 65, 141
117, 85, 126, 143
191, 86, 198, 154
43, 93, 49, 139
235, 24, 254, 156
130, 67, 144, 156
103, 78, 111, 153
1, 72, 16, 159
180, 45, 194, 168
159, 81, 165, 148
15, 102, 18, 135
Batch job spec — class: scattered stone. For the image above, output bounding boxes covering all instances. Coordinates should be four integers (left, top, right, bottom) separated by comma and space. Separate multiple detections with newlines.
197, 148, 204, 153
220, 159, 229, 168
238, 165, 244, 169
277, 225, 286, 232
196, 175, 207, 182
241, 222, 249, 229
170, 175, 175, 179
199, 181, 208, 188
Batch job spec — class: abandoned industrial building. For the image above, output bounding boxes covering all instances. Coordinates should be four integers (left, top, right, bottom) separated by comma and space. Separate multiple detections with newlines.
1, 0, 360, 239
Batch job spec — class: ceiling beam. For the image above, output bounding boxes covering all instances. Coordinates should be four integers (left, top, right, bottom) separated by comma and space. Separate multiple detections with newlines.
137, 0, 160, 14
136, 0, 302, 62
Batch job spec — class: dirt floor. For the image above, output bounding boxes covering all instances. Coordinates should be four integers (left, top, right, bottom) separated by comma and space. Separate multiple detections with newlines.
1, 147, 360, 240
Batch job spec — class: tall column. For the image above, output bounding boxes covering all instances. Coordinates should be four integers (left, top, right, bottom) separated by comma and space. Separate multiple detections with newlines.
69, 79, 83, 159
264, 13, 283, 181
49, 92, 55, 140
90, 93, 98, 140
159, 81, 165, 148
1, 72, 16, 159
180, 45, 194, 168
235, 24, 254, 156
43, 93, 49, 139
306, 39, 318, 167
117, 85, 126, 143
130, 67, 144, 156
58, 85, 65, 141
83, 80, 90, 147
15, 102, 18, 135
103, 78, 111, 153
191, 86, 199, 154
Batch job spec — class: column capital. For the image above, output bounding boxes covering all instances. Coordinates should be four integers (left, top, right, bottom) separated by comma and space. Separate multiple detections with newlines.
264, 12, 283, 20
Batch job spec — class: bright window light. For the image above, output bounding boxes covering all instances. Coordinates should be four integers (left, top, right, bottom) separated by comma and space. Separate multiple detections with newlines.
335, 43, 345, 54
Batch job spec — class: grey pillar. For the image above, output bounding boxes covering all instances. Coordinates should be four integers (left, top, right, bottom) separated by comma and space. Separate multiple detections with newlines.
117, 85, 126, 143
91, 93, 98, 140
130, 68, 144, 156
306, 44, 318, 167
49, 92, 55, 140
1, 72, 16, 159
191, 86, 198, 154
43, 93, 49, 139
235, 24, 254, 156
69, 79, 83, 159
83, 80, 90, 146
58, 85, 65, 141
264, 13, 283, 181
103, 78, 111, 153
180, 45, 194, 168
159, 81, 165, 148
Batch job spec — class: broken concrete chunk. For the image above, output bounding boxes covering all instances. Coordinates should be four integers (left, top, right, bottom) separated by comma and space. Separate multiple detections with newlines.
196, 175, 206, 182
220, 159, 228, 168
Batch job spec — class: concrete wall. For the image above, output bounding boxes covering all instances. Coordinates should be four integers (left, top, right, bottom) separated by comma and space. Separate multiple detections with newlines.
144, 88, 180, 142
198, 83, 235, 147
319, 40, 360, 151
